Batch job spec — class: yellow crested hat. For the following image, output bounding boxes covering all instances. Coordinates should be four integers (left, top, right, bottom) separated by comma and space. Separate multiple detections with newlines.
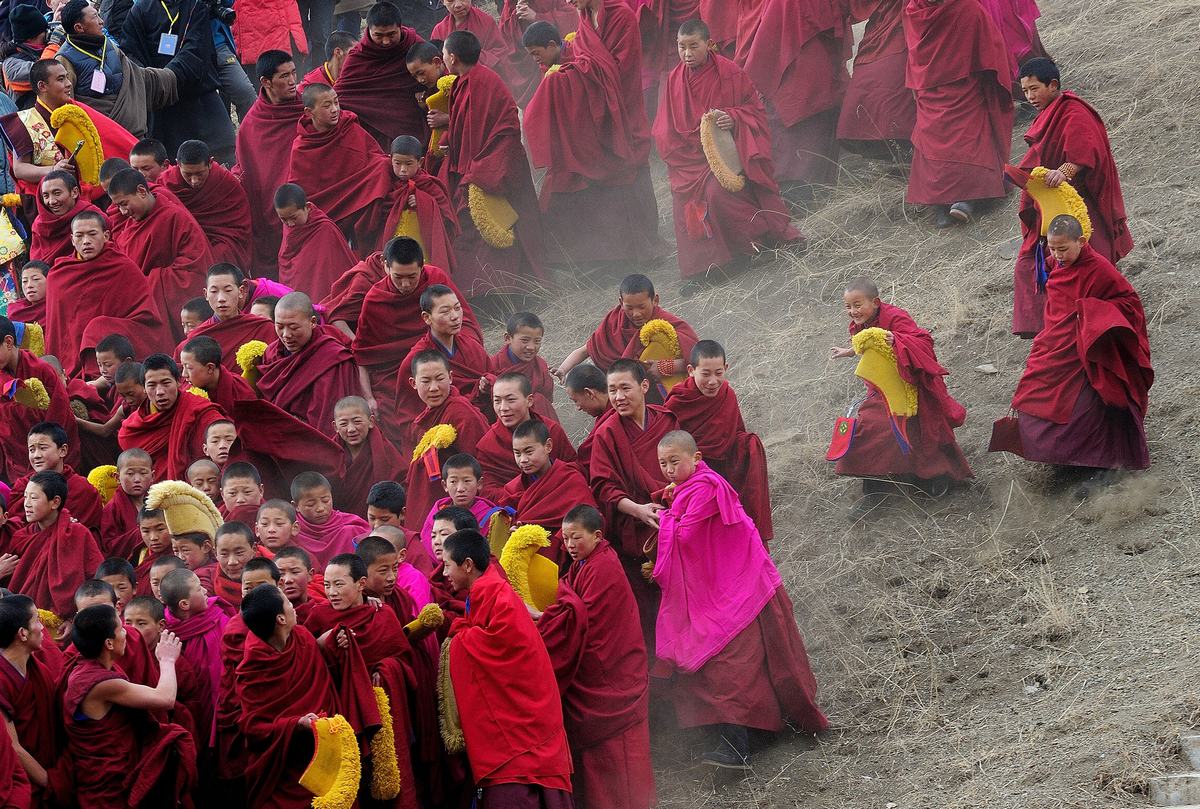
50, 104, 103, 187
499, 524, 559, 611
484, 507, 513, 559
1005, 165, 1093, 239
87, 465, 120, 506
298, 715, 361, 809
144, 480, 222, 541
639, 319, 686, 393
11, 321, 43, 356
468, 185, 518, 249
700, 110, 745, 193
852, 327, 917, 418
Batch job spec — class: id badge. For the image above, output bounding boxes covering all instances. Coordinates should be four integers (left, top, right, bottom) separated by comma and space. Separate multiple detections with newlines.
90, 70, 106, 92
158, 33, 178, 55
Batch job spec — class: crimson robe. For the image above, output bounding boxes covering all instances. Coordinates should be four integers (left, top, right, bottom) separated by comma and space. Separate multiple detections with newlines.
256, 329, 362, 439
5, 465, 102, 535
46, 242, 169, 377
2, 509, 101, 616
653, 53, 800, 279
537, 542, 653, 809
433, 7, 530, 97
576, 406, 615, 472
501, 460, 596, 567
835, 303, 973, 481
100, 490, 144, 559
394, 330, 494, 453
334, 28, 430, 149
176, 313, 278, 374
117, 390, 228, 481
113, 193, 215, 343
277, 204, 358, 302
903, 0, 1013, 205
331, 426, 407, 517
161, 160, 254, 268
29, 194, 106, 264
166, 599, 230, 748
320, 251, 385, 329
1012, 91, 1133, 335
475, 411, 577, 502
296, 509, 370, 568
440, 64, 545, 295
0, 642, 62, 807
0, 716, 27, 809
403, 389, 490, 534
585, 303, 698, 385
698, 0, 737, 51
665, 376, 774, 541
234, 90, 306, 277
488, 347, 559, 421
429, 561, 467, 624
4, 295, 44, 326
380, 169, 459, 274
0, 351, 80, 479
448, 564, 573, 791
837, 0, 916, 148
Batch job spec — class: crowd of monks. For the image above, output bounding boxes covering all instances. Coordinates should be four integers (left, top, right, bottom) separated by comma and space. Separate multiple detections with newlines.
0, 0, 1157, 806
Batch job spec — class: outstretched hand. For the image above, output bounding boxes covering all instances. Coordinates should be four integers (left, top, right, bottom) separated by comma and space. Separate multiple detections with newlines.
156, 630, 182, 664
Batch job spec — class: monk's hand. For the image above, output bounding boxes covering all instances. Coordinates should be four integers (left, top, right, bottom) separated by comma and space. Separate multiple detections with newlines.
156, 630, 182, 664
712, 110, 734, 130
428, 110, 450, 129
365, 396, 379, 419
515, 1, 535, 21
830, 346, 854, 360
298, 713, 319, 729
51, 157, 74, 175
633, 502, 663, 529
0, 553, 16, 578
408, 194, 418, 209
884, 330, 894, 346
1043, 169, 1067, 188
336, 628, 353, 648
525, 602, 543, 620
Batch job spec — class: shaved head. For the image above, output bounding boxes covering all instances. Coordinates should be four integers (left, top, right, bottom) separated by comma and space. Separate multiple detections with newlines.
658, 430, 698, 455
275, 291, 315, 318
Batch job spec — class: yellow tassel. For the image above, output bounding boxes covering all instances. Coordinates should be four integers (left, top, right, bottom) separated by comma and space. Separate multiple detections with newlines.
411, 423, 457, 462
499, 524, 550, 606
14, 378, 50, 410
369, 686, 402, 800
18, 322, 44, 357
1029, 166, 1093, 239
425, 74, 456, 155
392, 207, 425, 255
851, 327, 918, 417
404, 602, 445, 635
0, 194, 21, 208
37, 609, 63, 632
87, 465, 120, 506
49, 104, 103, 187
563, 31, 576, 42
638, 319, 680, 356
306, 715, 361, 809
700, 110, 746, 193
437, 637, 465, 754
544, 64, 562, 75
235, 340, 268, 386
467, 184, 517, 249
186, 386, 210, 400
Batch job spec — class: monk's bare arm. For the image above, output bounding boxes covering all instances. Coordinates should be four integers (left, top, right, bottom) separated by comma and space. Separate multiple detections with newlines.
333, 320, 355, 340
555, 345, 590, 380
6, 717, 46, 786
76, 408, 125, 437
357, 367, 377, 416
88, 630, 182, 713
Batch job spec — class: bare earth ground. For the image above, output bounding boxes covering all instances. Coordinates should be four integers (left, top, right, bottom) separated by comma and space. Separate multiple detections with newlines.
470, 0, 1199, 805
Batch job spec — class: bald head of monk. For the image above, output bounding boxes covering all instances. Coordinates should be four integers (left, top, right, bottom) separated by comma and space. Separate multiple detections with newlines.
1046, 214, 1087, 266
301, 82, 340, 133
843, 276, 881, 327
688, 339, 729, 398
108, 168, 157, 221
657, 429, 701, 484
366, 523, 407, 557
180, 334, 222, 389
677, 18, 714, 70
405, 40, 446, 89
274, 292, 318, 355
512, 418, 553, 477
390, 135, 424, 181
442, 30, 481, 77
176, 140, 213, 190
564, 363, 609, 418
410, 350, 452, 408
205, 263, 249, 322
31, 58, 71, 110
70, 209, 110, 261
419, 284, 463, 342
366, 1, 405, 47
255, 49, 298, 105
607, 358, 649, 423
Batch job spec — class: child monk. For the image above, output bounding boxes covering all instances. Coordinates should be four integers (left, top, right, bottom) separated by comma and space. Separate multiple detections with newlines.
254, 499, 301, 554
305, 553, 419, 809
331, 395, 406, 516
0, 316, 80, 481
177, 265, 278, 369
366, 483, 435, 575
129, 139, 169, 183
489, 311, 559, 419
665, 339, 773, 542
1, 471, 103, 617
5, 421, 102, 534
187, 459, 223, 505
476, 372, 575, 499
368, 525, 435, 609
274, 545, 324, 623
534, 504, 654, 809
148, 555, 187, 602
181, 299, 213, 336
212, 522, 259, 608
564, 363, 615, 470
220, 463, 266, 524
830, 278, 972, 515
273, 183, 358, 301
95, 557, 138, 611
502, 420, 596, 567
300, 30, 356, 90
382, 135, 459, 271
133, 508, 174, 595
161, 140, 253, 269
8, 260, 48, 324
417, 453, 496, 555
405, 352, 491, 533
654, 430, 827, 768
292, 472, 371, 568
433, 0, 521, 89
427, 506, 477, 622
63, 605, 194, 805
653, 20, 801, 292
161, 566, 230, 753
442, 529, 573, 803
70, 581, 162, 691
174, 531, 218, 592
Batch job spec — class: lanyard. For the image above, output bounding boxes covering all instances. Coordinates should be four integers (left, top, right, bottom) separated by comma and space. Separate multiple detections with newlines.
160, 1, 179, 30
66, 35, 107, 64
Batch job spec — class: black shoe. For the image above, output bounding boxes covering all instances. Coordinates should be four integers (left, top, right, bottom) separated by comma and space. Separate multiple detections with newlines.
933, 206, 956, 229
949, 201, 975, 223
701, 725, 751, 770
918, 475, 952, 499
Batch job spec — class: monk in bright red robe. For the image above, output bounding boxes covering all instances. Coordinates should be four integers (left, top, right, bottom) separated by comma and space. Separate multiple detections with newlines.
334, 12, 429, 149
381, 137, 460, 273
29, 173, 105, 264
654, 23, 800, 282
1012, 58, 1132, 336
395, 325, 493, 452
903, 0, 1013, 226
175, 266, 279, 375
476, 374, 576, 501
837, 0, 916, 156
160, 152, 254, 269
276, 200, 358, 302
100, 455, 147, 559
433, 2, 531, 98
4, 496, 103, 618
5, 461, 102, 537
500, 0, 577, 61
0, 343, 79, 481
698, 0, 737, 52
536, 509, 654, 809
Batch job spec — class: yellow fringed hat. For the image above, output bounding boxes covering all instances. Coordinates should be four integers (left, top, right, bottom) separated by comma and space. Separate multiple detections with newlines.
144, 480, 222, 541
11, 322, 44, 356
1005, 165, 1093, 239
639, 319, 686, 393
468, 185, 518, 249
369, 687, 401, 801
392, 208, 425, 255
485, 507, 512, 559
500, 524, 559, 611
700, 110, 745, 193
425, 74, 456, 156
852, 327, 917, 418
50, 104, 103, 187
12, 378, 50, 410
0, 208, 25, 264
404, 602, 445, 641
438, 637, 465, 754
299, 715, 361, 809
236, 340, 268, 386
87, 465, 120, 506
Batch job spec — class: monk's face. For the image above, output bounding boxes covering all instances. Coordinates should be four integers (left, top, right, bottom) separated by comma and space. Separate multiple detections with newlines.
333, 404, 373, 449
173, 537, 212, 570
430, 519, 456, 561
324, 562, 366, 609
387, 259, 423, 294
306, 89, 340, 131
276, 556, 312, 603
607, 370, 648, 418
178, 161, 211, 190
118, 457, 153, 498
368, 23, 404, 48
1046, 232, 1086, 266
407, 56, 445, 89
391, 152, 421, 181
364, 550, 399, 596
36, 62, 72, 107
442, 466, 480, 507
562, 521, 601, 562
422, 292, 463, 338
619, 291, 657, 327
115, 378, 146, 410
188, 461, 222, 499
181, 309, 203, 334
250, 301, 274, 320
261, 60, 298, 105
843, 289, 879, 327
222, 476, 264, 510
124, 605, 163, 647
149, 562, 178, 600
143, 367, 180, 412
23, 481, 59, 527
492, 378, 533, 428
240, 569, 277, 597
216, 535, 255, 581
20, 266, 47, 304
180, 352, 219, 391
274, 306, 316, 354
689, 356, 728, 398
512, 434, 551, 477
411, 358, 451, 408
256, 507, 299, 551
366, 505, 402, 529
275, 203, 310, 228
444, 0, 470, 21
129, 153, 165, 183
13, 606, 44, 651
525, 42, 560, 70
677, 33, 711, 69
96, 350, 125, 383
100, 575, 134, 611
70, 216, 110, 260
1020, 75, 1060, 111
206, 272, 247, 320
111, 186, 155, 221
443, 554, 474, 592
566, 385, 608, 418
658, 441, 701, 484
140, 517, 172, 556
40, 177, 78, 216
27, 431, 66, 473
505, 325, 543, 363
294, 485, 334, 525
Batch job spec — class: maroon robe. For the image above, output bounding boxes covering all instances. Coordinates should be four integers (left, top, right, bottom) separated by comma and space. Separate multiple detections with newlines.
380, 170, 460, 274
255, 329, 361, 439
331, 426, 406, 517
501, 460, 596, 567
160, 160, 254, 268
277, 204, 358, 302
5, 465, 103, 536
576, 406, 615, 472
488, 346, 559, 421
175, 313, 278, 375
117, 391, 228, 482
476, 411, 577, 502
432, 7, 532, 100
3, 509, 102, 617
394, 329, 494, 454
0, 351, 80, 480
403, 389, 490, 534
0, 642, 63, 807
698, 0, 737, 51
837, 0, 916, 149
5, 295, 44, 326
29, 194, 105, 264
334, 28, 430, 149
320, 251, 385, 330
903, 0, 1013, 206
585, 304, 699, 400
100, 490, 144, 559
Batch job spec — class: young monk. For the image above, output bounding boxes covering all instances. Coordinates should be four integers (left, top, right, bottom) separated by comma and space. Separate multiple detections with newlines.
117, 353, 226, 481
489, 312, 559, 419
1, 471, 103, 617
557, 274, 699, 391
653, 430, 828, 767
665, 339, 773, 541
405, 353, 491, 533
285, 83, 392, 253
187, 459, 223, 505
300, 30, 357, 91
534, 504, 654, 808
996, 215, 1153, 495
439, 30, 546, 294
7, 261, 48, 325
365, 482, 435, 576
160, 139, 253, 268
902, 0, 1013, 228
70, 580, 163, 692
0, 318, 80, 481
106, 168, 215, 341
830, 278, 973, 514
180, 299, 212, 336
62, 605, 194, 806
147, 556, 187, 603
211, 522, 259, 607
273, 183, 358, 301
4, 421, 102, 535
220, 463, 266, 524
95, 558, 138, 612
330, 395, 407, 516
176, 265, 278, 372
132, 508, 173, 595
503, 420, 597, 566
523, 0, 666, 268
417, 454, 498, 553
275, 545, 325, 622
654, 21, 801, 291
427, 506, 477, 621
366, 525, 435, 608
564, 363, 615, 470
129, 139, 169, 183
1012, 57, 1132, 336
254, 499, 300, 554
476, 372, 577, 500
381, 135, 459, 271
434, 0, 530, 96
443, 529, 573, 804
29, 170, 104, 264
292, 472, 371, 568
256, 291, 367, 438
161, 566, 230, 752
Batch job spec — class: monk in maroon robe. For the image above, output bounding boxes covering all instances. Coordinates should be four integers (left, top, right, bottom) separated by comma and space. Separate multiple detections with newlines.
395, 326, 493, 453
276, 201, 358, 303
837, 0, 916, 156
160, 150, 254, 269
440, 33, 546, 294
0, 341, 80, 480
107, 168, 216, 343
1012, 58, 1132, 336
234, 52, 306, 278
321, 251, 386, 334
330, 396, 407, 516
29, 172, 105, 264
563, 364, 614, 471
476, 374, 576, 501
381, 138, 460, 274
903, 0, 1013, 226
175, 266, 279, 374
5, 460, 102, 537
433, 2, 532, 98
4, 496, 103, 618
99, 451, 148, 559
654, 23, 800, 282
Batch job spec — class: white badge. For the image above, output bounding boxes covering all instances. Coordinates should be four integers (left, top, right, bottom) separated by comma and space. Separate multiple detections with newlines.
90, 70, 106, 92
157, 33, 178, 56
